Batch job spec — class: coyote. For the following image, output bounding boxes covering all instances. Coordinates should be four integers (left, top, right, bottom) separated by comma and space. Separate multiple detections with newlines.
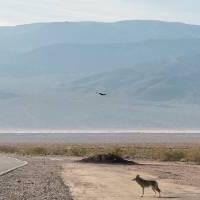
132, 175, 161, 197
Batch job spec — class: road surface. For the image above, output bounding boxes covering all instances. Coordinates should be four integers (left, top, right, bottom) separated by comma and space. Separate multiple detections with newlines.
0, 154, 27, 176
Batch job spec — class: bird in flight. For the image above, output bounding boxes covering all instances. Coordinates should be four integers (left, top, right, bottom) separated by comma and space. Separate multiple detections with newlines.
96, 92, 107, 96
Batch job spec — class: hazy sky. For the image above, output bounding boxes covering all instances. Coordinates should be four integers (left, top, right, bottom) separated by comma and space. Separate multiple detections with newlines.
0, 0, 200, 26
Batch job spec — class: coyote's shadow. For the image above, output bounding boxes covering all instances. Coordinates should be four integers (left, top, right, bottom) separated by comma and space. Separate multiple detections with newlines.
159, 196, 180, 199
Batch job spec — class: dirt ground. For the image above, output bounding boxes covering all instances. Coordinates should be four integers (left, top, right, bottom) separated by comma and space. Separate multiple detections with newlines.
62, 159, 200, 200
0, 156, 72, 200
0, 155, 199, 200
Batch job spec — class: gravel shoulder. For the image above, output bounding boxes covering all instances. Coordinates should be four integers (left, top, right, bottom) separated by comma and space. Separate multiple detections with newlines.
62, 159, 200, 200
0, 156, 72, 200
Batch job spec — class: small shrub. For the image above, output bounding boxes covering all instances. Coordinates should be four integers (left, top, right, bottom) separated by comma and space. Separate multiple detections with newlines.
107, 146, 123, 156
28, 147, 48, 155
0, 145, 18, 154
186, 148, 200, 164
69, 147, 87, 156
161, 150, 186, 161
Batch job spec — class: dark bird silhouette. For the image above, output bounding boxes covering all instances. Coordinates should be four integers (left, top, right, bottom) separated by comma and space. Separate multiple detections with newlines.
96, 92, 107, 96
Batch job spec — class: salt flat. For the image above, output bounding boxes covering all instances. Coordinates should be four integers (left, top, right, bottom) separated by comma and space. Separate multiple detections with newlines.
0, 132, 199, 144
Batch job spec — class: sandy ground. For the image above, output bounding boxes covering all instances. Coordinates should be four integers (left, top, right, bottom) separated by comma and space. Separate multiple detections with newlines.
62, 160, 200, 200
0, 156, 72, 200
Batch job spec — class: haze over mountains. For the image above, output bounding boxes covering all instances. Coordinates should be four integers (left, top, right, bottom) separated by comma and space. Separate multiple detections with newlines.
1, 20, 200, 130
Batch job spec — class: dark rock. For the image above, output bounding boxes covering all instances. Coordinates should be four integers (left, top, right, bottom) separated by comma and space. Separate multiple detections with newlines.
79, 154, 138, 165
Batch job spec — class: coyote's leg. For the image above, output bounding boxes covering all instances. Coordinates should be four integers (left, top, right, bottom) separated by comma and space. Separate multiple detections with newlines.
158, 191, 161, 198
155, 185, 161, 198
141, 187, 144, 197
152, 187, 156, 197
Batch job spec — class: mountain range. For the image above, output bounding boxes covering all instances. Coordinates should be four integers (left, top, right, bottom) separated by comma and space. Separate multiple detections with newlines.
1, 20, 200, 129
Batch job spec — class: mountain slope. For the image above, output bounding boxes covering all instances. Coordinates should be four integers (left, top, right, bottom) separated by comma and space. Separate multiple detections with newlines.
67, 54, 200, 104
0, 20, 200, 128
2, 39, 200, 77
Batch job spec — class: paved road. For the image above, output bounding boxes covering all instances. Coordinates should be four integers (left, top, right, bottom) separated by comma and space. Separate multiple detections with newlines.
0, 154, 27, 176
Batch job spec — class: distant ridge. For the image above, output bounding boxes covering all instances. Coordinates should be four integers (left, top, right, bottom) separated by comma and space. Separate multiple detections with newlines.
0, 20, 200, 128
2, 19, 200, 27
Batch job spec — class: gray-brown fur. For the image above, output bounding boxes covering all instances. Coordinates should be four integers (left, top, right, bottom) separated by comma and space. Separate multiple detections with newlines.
132, 175, 161, 197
